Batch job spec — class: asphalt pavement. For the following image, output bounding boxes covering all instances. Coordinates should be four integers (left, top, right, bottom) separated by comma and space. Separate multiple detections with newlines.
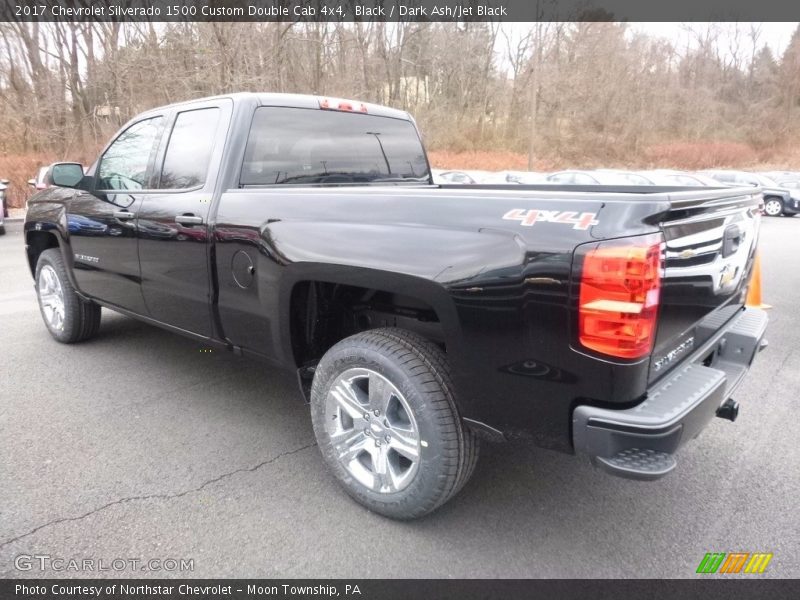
1, 218, 798, 578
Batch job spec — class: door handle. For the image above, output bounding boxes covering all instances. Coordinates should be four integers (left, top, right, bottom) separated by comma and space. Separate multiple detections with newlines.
113, 211, 135, 220
175, 214, 204, 226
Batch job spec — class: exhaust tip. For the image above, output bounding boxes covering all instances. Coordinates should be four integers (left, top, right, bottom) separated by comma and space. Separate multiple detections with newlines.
716, 398, 739, 422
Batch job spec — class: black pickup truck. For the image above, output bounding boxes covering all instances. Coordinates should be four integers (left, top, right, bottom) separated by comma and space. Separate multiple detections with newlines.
25, 93, 768, 519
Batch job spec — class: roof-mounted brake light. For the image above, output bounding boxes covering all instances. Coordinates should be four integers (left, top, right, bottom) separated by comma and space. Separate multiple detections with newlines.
318, 98, 368, 113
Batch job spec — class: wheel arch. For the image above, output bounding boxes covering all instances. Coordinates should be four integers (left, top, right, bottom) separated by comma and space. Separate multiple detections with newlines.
26, 229, 62, 276
763, 194, 785, 216
279, 264, 462, 371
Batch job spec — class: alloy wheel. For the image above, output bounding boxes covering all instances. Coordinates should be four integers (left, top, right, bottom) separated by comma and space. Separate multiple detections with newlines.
324, 368, 421, 494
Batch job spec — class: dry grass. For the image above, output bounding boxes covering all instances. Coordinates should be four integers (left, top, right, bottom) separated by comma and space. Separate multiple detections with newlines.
428, 150, 563, 172
431, 142, 800, 173
641, 142, 760, 170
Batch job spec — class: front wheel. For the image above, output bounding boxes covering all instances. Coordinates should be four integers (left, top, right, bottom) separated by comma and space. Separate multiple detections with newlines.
764, 197, 784, 217
35, 248, 101, 343
310, 328, 478, 520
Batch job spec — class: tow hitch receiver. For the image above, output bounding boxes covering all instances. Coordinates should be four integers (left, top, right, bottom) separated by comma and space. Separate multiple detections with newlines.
716, 399, 739, 422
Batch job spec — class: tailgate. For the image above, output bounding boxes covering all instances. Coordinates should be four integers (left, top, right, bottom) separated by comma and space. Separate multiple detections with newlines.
649, 188, 763, 383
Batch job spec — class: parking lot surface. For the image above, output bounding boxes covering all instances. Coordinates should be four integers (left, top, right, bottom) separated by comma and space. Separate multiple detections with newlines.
1, 218, 798, 578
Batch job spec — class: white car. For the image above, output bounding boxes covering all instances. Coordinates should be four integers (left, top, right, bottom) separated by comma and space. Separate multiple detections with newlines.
544, 170, 650, 185
433, 170, 480, 185
636, 170, 727, 187
499, 170, 547, 184
28, 165, 51, 191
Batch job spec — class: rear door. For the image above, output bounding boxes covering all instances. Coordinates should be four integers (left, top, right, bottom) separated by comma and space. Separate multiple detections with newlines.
136, 100, 231, 336
69, 115, 166, 314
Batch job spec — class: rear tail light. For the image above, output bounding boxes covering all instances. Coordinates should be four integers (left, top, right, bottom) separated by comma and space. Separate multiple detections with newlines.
578, 234, 663, 359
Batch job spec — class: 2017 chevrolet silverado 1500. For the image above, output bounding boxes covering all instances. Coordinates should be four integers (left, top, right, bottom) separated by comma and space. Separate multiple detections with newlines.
25, 93, 768, 519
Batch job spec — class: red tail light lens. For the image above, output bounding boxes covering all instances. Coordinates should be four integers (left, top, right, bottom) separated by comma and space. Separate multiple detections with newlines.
578, 235, 663, 359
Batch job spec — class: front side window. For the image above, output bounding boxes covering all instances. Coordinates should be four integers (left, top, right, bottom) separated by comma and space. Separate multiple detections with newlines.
736, 175, 759, 186
622, 174, 651, 185
548, 173, 573, 184
712, 173, 736, 183
159, 108, 221, 189
97, 117, 163, 191
572, 173, 598, 185
666, 175, 697, 186
240, 107, 429, 186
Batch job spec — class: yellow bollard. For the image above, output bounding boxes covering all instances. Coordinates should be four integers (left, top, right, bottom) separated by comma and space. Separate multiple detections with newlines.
746, 252, 771, 309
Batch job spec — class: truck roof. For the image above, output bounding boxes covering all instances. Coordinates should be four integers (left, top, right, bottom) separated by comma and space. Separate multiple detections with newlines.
138, 92, 412, 121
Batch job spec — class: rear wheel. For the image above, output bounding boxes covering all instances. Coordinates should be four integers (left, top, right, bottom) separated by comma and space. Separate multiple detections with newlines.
310, 328, 478, 520
35, 248, 101, 343
764, 197, 784, 217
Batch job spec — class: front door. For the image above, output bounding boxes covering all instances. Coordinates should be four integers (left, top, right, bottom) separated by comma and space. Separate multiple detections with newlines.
69, 115, 165, 314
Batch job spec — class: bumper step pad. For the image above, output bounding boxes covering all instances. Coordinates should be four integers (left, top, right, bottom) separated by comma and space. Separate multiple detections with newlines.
595, 448, 677, 480
573, 308, 768, 482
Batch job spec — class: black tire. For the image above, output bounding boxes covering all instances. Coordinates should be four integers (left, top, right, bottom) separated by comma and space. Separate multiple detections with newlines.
763, 197, 784, 217
310, 327, 478, 520
0, 225, 5, 235
35, 248, 101, 343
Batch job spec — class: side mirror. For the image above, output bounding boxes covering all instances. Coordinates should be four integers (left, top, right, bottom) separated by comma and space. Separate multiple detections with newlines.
0, 178, 9, 185
49, 163, 84, 188
27, 178, 36, 188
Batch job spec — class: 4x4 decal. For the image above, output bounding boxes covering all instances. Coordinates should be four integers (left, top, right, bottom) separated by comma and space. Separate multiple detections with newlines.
503, 208, 599, 230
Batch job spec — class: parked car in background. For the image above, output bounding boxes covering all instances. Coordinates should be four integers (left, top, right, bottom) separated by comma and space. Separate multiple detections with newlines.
701, 170, 798, 217
433, 170, 479, 185
593, 169, 656, 185
0, 178, 8, 233
434, 170, 512, 185
472, 170, 515, 184
543, 170, 604, 184
501, 170, 546, 184
28, 166, 51, 191
761, 171, 800, 181
544, 170, 651, 185
773, 178, 800, 208
636, 170, 727, 187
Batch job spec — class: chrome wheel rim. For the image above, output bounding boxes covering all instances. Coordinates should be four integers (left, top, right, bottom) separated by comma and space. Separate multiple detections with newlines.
325, 368, 421, 494
765, 200, 781, 216
38, 265, 65, 331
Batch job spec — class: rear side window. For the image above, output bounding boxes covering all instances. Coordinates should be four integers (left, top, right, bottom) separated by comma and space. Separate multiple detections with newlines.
547, 173, 573, 184
735, 175, 759, 186
712, 173, 736, 183
97, 117, 163, 191
666, 175, 700, 186
159, 108, 221, 189
621, 173, 652, 185
240, 107, 429, 185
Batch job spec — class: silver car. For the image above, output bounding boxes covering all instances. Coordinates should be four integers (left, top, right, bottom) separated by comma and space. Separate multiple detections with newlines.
0, 178, 9, 235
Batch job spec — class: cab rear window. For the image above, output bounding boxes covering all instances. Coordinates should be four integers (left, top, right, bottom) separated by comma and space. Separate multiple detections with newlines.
240, 107, 429, 186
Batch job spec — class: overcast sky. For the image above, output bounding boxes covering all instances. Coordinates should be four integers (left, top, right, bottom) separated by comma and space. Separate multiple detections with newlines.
632, 22, 798, 57
498, 22, 799, 71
